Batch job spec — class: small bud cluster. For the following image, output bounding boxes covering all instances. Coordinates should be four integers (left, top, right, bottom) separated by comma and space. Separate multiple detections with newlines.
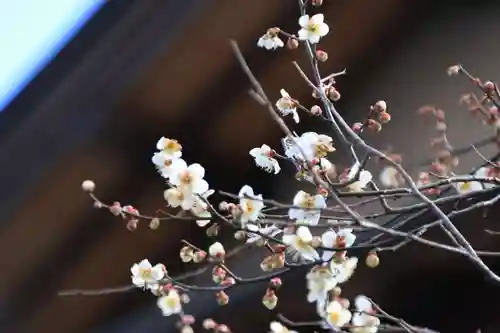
351, 100, 390, 134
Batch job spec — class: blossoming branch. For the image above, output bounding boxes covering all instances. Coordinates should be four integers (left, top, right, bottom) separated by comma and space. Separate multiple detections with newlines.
64, 1, 500, 332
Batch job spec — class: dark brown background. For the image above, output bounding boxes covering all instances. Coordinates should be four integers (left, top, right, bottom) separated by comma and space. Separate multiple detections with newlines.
2, 1, 500, 332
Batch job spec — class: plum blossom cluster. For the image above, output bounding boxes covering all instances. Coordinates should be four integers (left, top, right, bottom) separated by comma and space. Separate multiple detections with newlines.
67, 1, 500, 333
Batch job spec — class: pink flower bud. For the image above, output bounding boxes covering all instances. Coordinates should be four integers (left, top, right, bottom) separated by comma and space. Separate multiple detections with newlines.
310, 105, 322, 115
217, 324, 230, 333
352, 122, 363, 132
181, 315, 195, 325
220, 277, 236, 286
269, 277, 282, 289
312, 0, 323, 6
379, 111, 391, 124
483, 81, 495, 92
316, 49, 328, 62
109, 202, 122, 216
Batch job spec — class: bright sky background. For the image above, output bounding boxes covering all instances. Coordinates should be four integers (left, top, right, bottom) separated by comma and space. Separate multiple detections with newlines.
0, 0, 105, 111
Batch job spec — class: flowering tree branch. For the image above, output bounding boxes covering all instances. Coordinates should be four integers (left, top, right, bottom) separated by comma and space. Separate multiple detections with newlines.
60, 1, 500, 332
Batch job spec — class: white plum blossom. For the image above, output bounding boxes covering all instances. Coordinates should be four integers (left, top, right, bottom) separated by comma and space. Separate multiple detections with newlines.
352, 295, 380, 333
257, 32, 284, 50
330, 257, 358, 284
157, 289, 182, 316
323, 300, 352, 329
289, 190, 326, 225
270, 321, 297, 333
131, 259, 164, 290
321, 228, 356, 262
152, 151, 180, 179
282, 226, 319, 261
156, 137, 182, 158
208, 242, 225, 257
298, 14, 330, 44
164, 187, 196, 210
283, 132, 335, 162
190, 189, 214, 227
245, 224, 282, 244
276, 89, 300, 123
345, 162, 372, 192
454, 179, 483, 194
306, 265, 337, 304
249, 144, 281, 174
169, 159, 209, 195
379, 166, 401, 188
238, 185, 265, 224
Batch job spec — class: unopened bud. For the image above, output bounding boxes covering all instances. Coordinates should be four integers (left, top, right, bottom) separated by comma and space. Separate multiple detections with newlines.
366, 252, 380, 268
181, 314, 195, 325
379, 111, 391, 124
327, 87, 341, 101
218, 201, 230, 211
209, 242, 226, 258
286, 38, 299, 50
180, 246, 194, 263
310, 105, 322, 115
216, 291, 229, 305
234, 230, 247, 241
203, 319, 217, 330
436, 121, 447, 132
262, 291, 278, 310
447, 65, 460, 76
109, 202, 122, 216
81, 180, 95, 193
149, 217, 160, 230
367, 119, 382, 132
352, 122, 363, 132
312, 0, 323, 6
434, 109, 445, 121
316, 49, 328, 62
373, 100, 387, 112
333, 286, 342, 296
269, 277, 282, 289
484, 81, 496, 92
220, 277, 236, 287
217, 324, 230, 333
126, 219, 138, 231
193, 250, 207, 263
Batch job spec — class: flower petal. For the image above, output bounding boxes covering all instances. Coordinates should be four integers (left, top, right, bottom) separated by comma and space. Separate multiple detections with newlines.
298, 15, 310, 28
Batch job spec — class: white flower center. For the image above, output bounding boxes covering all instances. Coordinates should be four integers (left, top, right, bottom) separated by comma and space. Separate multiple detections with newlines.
307, 22, 320, 33
164, 296, 178, 309
328, 311, 340, 325
164, 139, 181, 153
139, 268, 152, 279
180, 171, 193, 185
